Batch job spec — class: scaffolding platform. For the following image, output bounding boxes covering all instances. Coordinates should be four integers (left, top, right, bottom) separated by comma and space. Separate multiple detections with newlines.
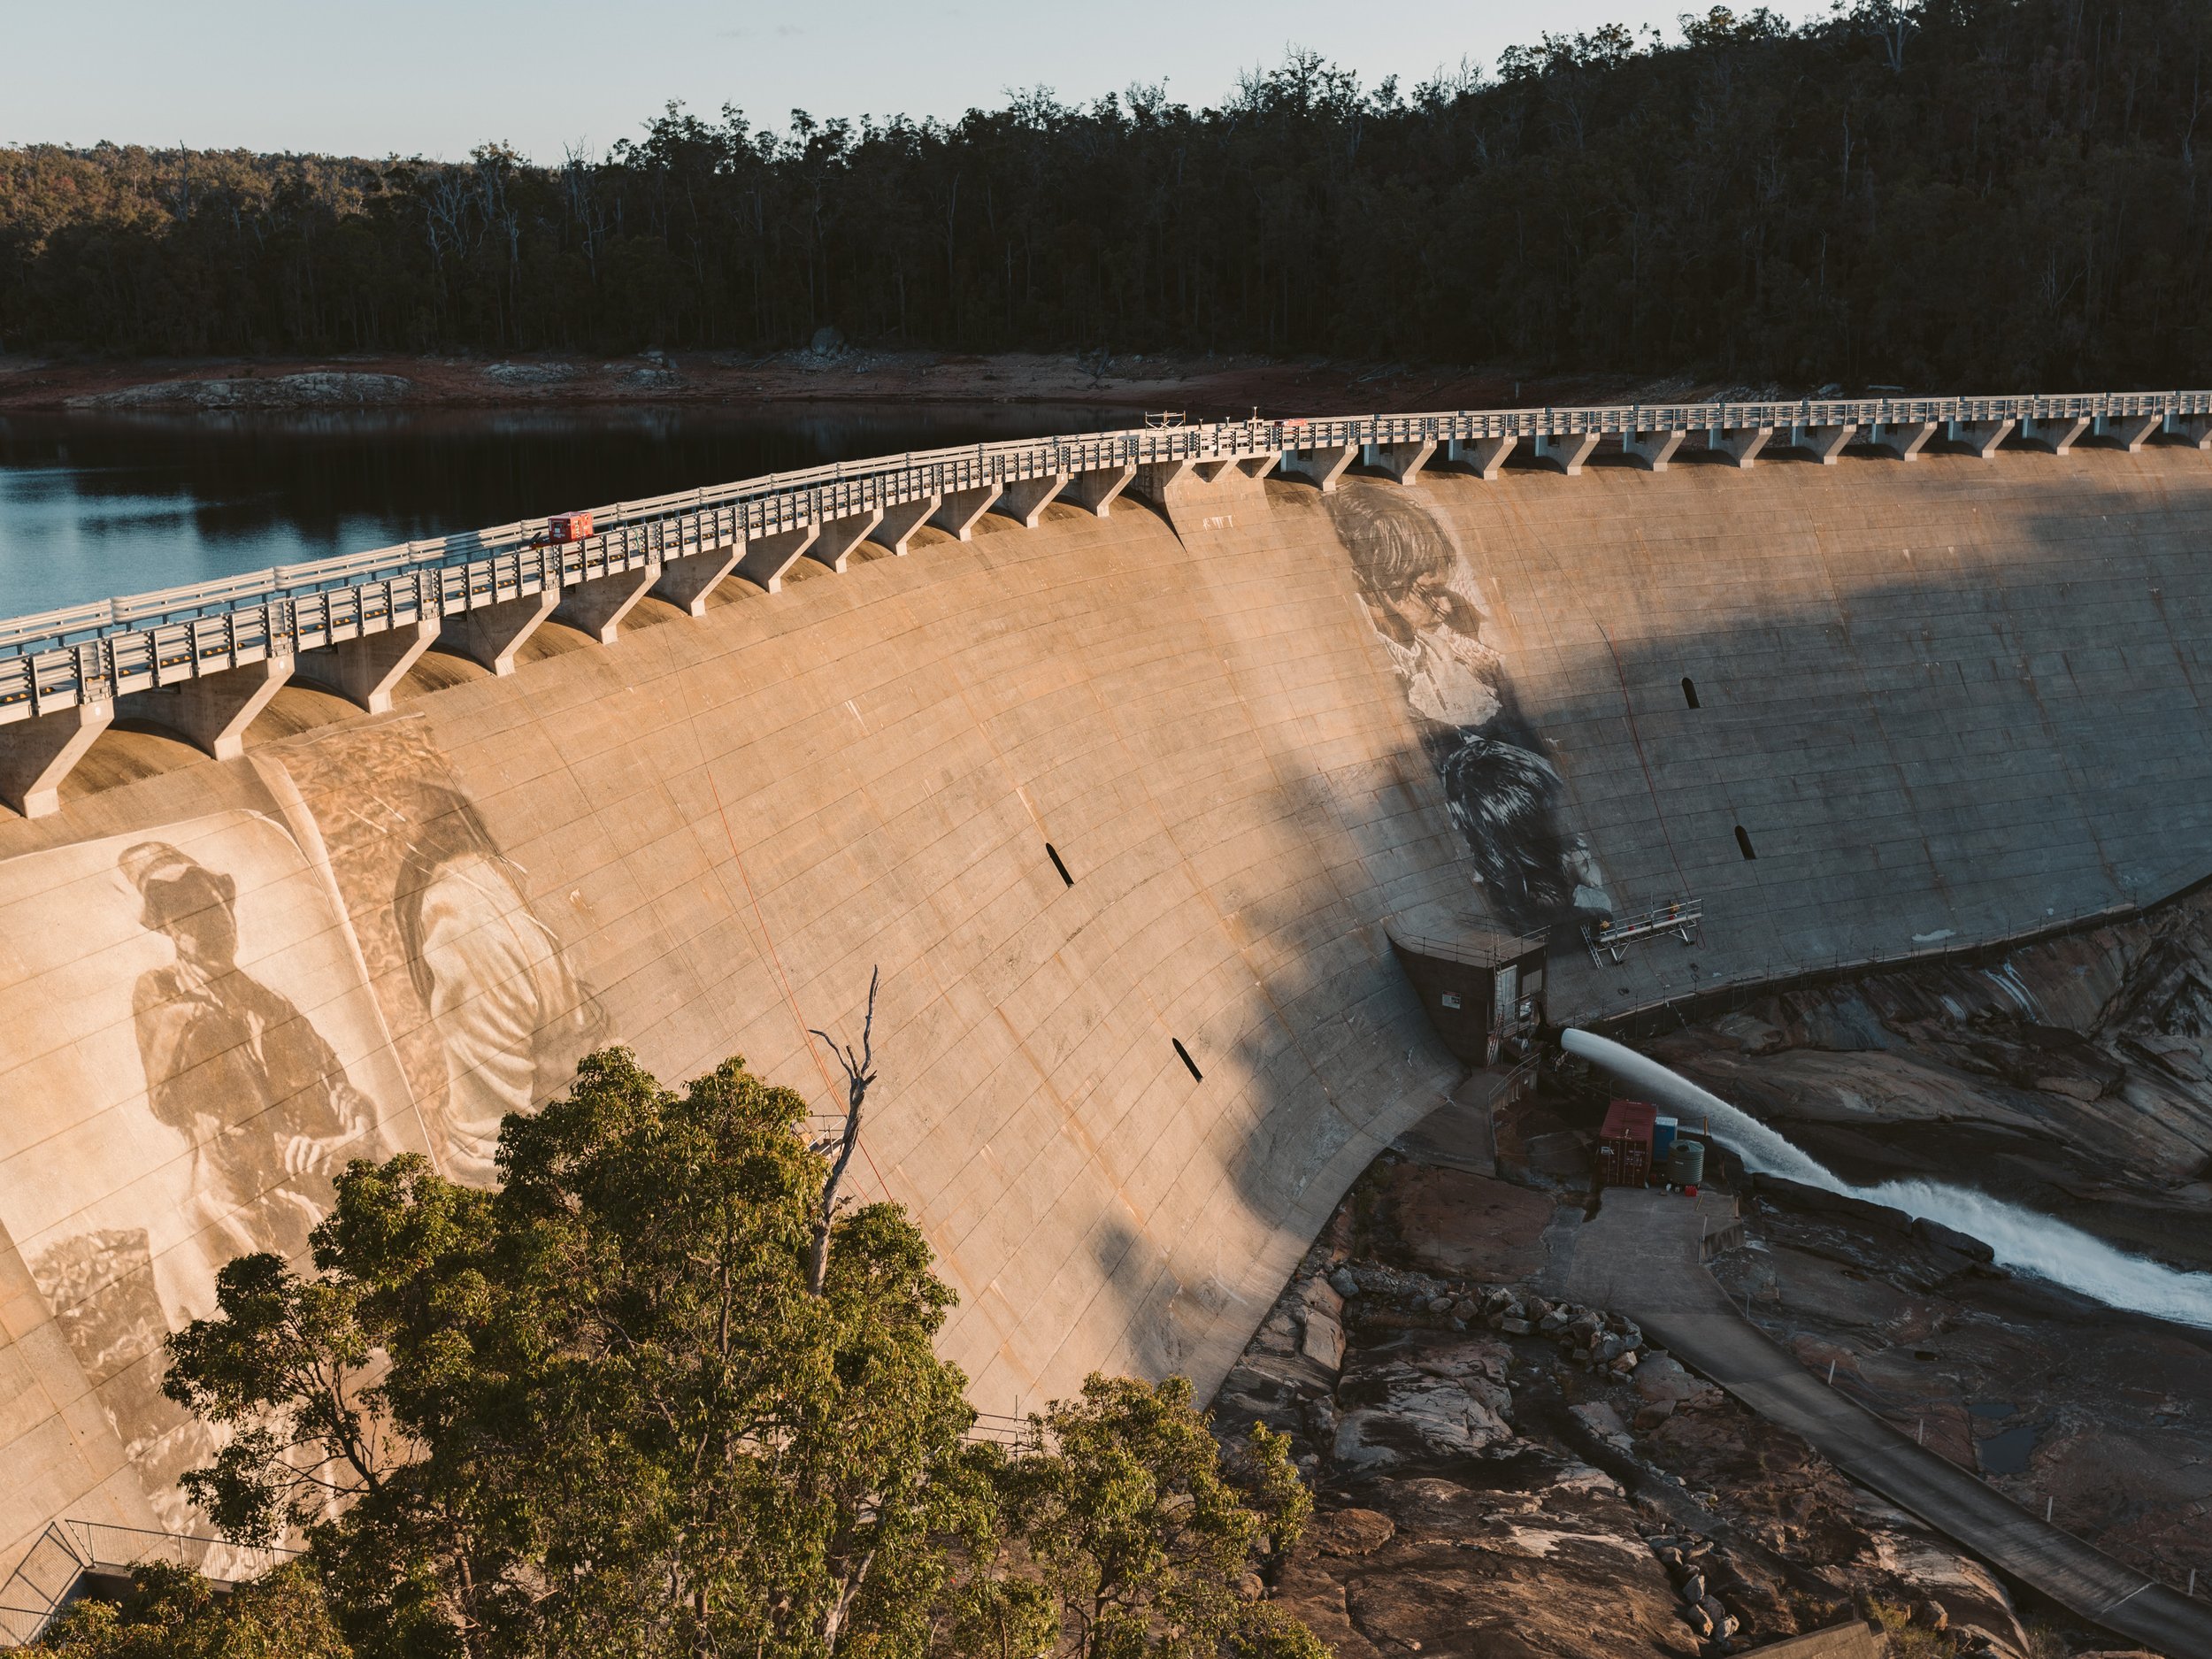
1586, 898, 1701, 965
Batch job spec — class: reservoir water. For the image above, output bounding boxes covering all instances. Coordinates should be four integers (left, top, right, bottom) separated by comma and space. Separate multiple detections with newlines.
0, 403, 1124, 620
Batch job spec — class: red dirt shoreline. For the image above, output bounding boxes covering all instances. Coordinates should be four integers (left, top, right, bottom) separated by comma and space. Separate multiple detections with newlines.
0, 347, 1735, 419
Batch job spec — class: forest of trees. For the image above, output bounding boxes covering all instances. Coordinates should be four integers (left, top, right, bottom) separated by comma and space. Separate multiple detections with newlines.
2, 0, 2208, 389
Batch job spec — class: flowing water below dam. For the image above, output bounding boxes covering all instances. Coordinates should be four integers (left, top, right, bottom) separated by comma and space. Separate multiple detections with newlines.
1563, 1029, 2212, 1330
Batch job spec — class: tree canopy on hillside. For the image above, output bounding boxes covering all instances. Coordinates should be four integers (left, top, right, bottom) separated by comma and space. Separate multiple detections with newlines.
3, 0, 2207, 388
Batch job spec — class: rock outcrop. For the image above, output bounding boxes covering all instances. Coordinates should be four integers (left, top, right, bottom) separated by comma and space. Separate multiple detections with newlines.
1212, 1157, 2060, 1658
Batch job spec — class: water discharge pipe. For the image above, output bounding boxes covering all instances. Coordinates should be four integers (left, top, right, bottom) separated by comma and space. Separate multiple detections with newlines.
1559, 1028, 2212, 1330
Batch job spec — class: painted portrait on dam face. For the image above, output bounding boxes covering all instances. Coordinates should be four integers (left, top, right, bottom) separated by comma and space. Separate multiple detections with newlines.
1325, 486, 1610, 933
0, 810, 418, 1523
250, 717, 606, 1185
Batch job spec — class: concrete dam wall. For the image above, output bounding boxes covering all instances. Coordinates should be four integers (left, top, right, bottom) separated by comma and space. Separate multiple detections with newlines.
2, 433, 2209, 1578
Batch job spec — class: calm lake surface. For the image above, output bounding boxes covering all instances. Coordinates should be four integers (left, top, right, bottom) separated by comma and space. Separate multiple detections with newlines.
0, 403, 1125, 620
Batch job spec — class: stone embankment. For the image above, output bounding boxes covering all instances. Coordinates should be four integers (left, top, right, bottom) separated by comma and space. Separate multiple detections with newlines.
65, 371, 416, 410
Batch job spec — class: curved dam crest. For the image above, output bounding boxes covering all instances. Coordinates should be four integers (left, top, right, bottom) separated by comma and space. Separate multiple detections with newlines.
2, 429, 2210, 1579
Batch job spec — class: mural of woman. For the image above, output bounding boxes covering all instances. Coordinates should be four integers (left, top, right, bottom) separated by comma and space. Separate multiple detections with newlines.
1327, 488, 1610, 933
391, 790, 605, 1183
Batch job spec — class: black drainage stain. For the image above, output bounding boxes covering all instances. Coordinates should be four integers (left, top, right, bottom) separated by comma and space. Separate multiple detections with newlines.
1171, 1039, 1203, 1082
1045, 842, 1074, 887
1735, 825, 1757, 860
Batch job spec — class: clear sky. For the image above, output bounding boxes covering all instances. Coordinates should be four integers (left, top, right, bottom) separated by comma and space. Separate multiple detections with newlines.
10, 0, 1817, 163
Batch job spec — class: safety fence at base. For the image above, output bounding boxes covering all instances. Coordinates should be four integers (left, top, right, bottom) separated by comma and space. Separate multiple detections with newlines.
0, 1519, 297, 1647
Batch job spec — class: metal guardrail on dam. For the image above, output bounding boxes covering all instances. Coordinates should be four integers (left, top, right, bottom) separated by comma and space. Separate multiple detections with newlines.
0, 388, 2208, 818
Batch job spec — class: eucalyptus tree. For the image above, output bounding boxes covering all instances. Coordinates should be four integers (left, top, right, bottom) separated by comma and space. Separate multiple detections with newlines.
163, 1047, 991, 1659
155, 1043, 1318, 1659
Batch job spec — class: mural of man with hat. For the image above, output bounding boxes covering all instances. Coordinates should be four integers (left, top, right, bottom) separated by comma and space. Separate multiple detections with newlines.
120, 840, 379, 1262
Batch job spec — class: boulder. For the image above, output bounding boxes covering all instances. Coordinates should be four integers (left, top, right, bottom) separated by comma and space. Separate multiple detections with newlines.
1910, 1216, 1996, 1263
1332, 1361, 1514, 1468
1300, 1305, 1347, 1371
1500, 1317, 1533, 1336
1571, 1400, 1633, 1449
1700, 1596, 1737, 1640
1753, 1174, 1914, 1236
1633, 1400, 1676, 1432
1634, 1355, 1701, 1405
1308, 1507, 1395, 1556
1298, 1275, 1345, 1319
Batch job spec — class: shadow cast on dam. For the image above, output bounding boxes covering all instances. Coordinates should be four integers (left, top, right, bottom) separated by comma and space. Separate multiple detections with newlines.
1080, 447, 2212, 1395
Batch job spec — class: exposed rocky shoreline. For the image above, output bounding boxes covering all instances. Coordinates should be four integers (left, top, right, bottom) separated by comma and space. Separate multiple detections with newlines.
1210, 1146, 2204, 1659
1642, 885, 2212, 1274
0, 345, 1763, 419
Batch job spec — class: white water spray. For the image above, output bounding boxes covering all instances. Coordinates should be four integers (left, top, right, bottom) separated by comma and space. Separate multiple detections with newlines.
1561, 1028, 2212, 1330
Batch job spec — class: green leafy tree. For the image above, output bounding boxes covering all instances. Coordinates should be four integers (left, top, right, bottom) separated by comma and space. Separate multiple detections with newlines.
31, 1559, 351, 1659
997, 1376, 1321, 1659
157, 1044, 1326, 1659
4, 0, 2210, 385
163, 1047, 994, 1659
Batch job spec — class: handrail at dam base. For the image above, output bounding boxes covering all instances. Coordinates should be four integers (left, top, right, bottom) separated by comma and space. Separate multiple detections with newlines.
1573, 882, 2179, 1044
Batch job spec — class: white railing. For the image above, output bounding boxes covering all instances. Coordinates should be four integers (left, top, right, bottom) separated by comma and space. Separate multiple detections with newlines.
2, 390, 2205, 726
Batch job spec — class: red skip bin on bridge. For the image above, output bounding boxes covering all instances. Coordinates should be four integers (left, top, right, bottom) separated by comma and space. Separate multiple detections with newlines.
545, 510, 595, 543
1596, 1098, 1657, 1189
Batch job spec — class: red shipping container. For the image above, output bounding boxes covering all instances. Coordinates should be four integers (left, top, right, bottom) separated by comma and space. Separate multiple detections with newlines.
547, 510, 595, 543
1596, 1098, 1657, 1189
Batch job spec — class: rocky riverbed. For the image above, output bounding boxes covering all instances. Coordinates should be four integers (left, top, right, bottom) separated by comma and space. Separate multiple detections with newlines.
1642, 885, 2212, 1274
1714, 1178, 2212, 1601
1211, 1154, 2193, 1659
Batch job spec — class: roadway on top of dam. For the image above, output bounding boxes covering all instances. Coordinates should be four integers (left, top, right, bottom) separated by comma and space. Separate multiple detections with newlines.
5, 389, 2209, 653
1, 387, 2207, 823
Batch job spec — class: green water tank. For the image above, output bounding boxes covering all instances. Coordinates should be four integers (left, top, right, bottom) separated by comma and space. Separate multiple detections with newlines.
1668, 1138, 1706, 1189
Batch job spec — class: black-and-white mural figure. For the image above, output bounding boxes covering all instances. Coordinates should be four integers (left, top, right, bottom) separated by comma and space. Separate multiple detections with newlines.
1328, 487, 1609, 932
390, 789, 603, 1183
121, 840, 378, 1261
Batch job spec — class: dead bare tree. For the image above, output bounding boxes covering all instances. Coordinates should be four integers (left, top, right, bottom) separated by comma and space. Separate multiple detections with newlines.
805, 966, 879, 1295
